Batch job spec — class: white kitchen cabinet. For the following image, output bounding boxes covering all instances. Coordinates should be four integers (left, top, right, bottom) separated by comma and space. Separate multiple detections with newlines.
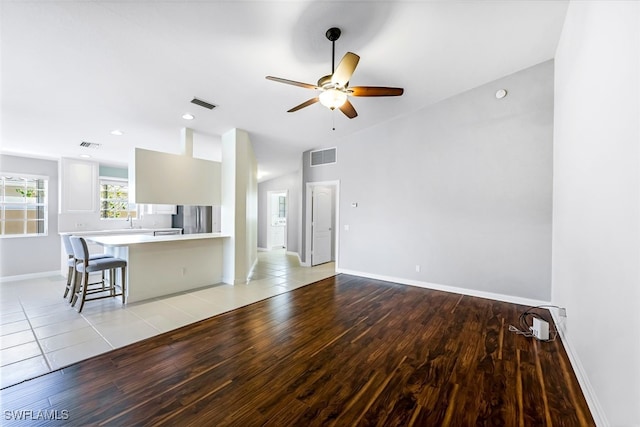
141, 204, 177, 215
150, 204, 177, 215
60, 158, 99, 213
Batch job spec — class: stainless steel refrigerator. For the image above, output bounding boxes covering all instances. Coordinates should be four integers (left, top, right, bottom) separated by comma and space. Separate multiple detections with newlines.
172, 205, 213, 234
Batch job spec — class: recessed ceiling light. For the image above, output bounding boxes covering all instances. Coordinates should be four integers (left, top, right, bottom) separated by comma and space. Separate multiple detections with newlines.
79, 154, 92, 159
182, 113, 195, 120
110, 129, 124, 136
495, 89, 508, 99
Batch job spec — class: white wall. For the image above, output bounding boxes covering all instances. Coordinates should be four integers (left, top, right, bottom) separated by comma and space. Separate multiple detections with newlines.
552, 2, 640, 425
303, 60, 554, 301
244, 139, 258, 277
0, 154, 61, 278
221, 128, 258, 284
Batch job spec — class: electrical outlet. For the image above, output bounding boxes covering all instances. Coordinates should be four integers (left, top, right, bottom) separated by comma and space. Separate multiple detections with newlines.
415, 265, 421, 272
558, 307, 567, 317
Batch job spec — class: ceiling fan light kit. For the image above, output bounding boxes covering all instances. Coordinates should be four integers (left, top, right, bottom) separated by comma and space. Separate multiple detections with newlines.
266, 27, 404, 119
319, 88, 347, 110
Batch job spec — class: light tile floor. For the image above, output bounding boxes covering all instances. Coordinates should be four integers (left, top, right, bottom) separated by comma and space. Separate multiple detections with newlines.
0, 250, 335, 389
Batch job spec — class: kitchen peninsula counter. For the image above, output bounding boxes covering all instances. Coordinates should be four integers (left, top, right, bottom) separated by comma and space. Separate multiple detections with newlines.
87, 233, 229, 303
60, 228, 183, 237
87, 232, 227, 246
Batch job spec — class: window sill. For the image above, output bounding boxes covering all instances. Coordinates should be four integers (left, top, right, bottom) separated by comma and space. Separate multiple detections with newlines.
0, 233, 49, 239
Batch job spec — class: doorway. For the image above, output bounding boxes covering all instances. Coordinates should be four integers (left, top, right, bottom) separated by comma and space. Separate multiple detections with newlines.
267, 190, 287, 250
305, 181, 339, 267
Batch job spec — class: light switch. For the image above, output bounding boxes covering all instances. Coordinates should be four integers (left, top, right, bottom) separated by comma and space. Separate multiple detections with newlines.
351, 203, 358, 208
344, 224, 350, 231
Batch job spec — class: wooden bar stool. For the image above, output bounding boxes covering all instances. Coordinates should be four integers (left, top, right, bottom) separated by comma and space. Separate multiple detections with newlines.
69, 236, 127, 313
62, 234, 113, 301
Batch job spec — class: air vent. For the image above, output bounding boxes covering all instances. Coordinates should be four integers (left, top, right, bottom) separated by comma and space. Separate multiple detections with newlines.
79, 141, 101, 149
190, 97, 217, 110
310, 147, 337, 167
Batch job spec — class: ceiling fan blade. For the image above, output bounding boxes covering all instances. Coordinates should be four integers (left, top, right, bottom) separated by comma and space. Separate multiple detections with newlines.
349, 86, 404, 97
338, 99, 358, 119
266, 76, 319, 90
287, 97, 319, 112
331, 52, 360, 87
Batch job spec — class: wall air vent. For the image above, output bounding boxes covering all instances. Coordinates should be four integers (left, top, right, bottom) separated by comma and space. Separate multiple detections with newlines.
79, 141, 101, 149
310, 147, 337, 167
190, 97, 217, 110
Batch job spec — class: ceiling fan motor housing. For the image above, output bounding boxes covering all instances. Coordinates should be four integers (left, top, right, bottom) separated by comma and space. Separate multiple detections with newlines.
317, 75, 334, 89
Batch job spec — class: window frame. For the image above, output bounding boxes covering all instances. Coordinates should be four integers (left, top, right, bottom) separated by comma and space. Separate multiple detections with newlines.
0, 173, 49, 238
99, 177, 137, 220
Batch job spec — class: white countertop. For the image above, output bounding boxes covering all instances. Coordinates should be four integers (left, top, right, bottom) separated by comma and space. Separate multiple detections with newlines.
59, 228, 182, 236
86, 233, 229, 247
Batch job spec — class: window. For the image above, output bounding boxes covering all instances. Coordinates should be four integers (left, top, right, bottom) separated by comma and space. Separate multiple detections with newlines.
278, 196, 286, 218
0, 175, 48, 237
99, 178, 137, 219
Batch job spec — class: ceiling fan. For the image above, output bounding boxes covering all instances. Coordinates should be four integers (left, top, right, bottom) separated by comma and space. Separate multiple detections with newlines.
266, 27, 404, 119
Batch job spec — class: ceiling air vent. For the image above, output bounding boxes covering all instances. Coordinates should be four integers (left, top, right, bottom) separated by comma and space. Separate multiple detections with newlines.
79, 141, 101, 149
190, 97, 217, 110
310, 147, 337, 167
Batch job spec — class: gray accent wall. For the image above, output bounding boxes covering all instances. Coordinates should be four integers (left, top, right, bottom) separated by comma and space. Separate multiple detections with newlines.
257, 170, 301, 254
303, 60, 554, 301
0, 154, 61, 278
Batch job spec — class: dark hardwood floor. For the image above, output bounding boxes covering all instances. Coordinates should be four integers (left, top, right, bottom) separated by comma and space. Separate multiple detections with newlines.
0, 274, 594, 426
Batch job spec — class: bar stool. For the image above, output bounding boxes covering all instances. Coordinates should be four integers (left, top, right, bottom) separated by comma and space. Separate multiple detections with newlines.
69, 236, 127, 313
62, 234, 112, 301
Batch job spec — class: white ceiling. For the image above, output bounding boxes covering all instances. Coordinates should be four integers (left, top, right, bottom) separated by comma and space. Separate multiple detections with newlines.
1, 0, 568, 181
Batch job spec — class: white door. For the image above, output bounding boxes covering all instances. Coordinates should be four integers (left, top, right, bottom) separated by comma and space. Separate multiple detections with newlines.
312, 186, 332, 266
267, 191, 287, 249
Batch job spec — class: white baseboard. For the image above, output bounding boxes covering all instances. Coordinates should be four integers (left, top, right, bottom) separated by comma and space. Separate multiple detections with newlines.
335, 268, 549, 307
223, 277, 247, 286
0, 270, 62, 283
286, 251, 302, 264
550, 311, 608, 426
250, 257, 258, 272
257, 247, 269, 252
